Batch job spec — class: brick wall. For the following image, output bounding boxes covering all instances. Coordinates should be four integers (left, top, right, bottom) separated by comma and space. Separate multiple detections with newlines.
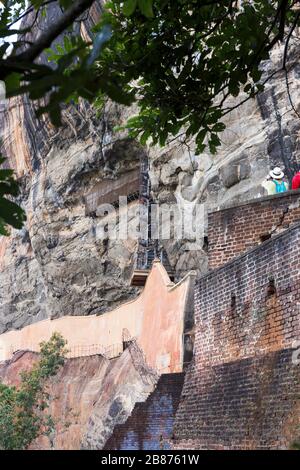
104, 373, 185, 450
173, 224, 300, 449
208, 190, 300, 270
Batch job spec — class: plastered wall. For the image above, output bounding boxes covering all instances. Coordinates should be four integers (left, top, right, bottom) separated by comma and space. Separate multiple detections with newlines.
0, 261, 192, 373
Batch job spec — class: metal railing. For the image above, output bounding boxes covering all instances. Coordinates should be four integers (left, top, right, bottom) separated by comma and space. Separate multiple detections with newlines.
102, 343, 123, 359
7, 342, 187, 375
67, 344, 105, 358
8, 342, 124, 360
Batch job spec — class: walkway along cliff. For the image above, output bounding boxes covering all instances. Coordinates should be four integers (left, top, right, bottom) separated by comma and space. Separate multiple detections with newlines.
0, 261, 194, 374
1, 189, 299, 449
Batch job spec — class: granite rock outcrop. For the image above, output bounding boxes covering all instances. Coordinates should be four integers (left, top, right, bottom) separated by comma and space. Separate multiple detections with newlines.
0, 5, 299, 332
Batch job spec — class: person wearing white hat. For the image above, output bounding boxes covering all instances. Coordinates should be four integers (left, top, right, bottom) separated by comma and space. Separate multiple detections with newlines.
262, 167, 288, 195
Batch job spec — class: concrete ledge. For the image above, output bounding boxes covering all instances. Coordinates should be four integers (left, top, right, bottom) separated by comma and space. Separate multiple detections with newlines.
208, 188, 300, 215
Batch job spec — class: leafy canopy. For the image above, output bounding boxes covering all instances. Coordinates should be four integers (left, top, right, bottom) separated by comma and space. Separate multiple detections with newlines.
2, 1, 298, 152
0, 0, 299, 234
0, 332, 68, 450
95, 0, 299, 153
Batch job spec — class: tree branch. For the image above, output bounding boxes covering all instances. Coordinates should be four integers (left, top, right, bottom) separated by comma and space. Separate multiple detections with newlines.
17, 0, 95, 62
0, 0, 95, 80
222, 68, 282, 117
282, 10, 300, 69
249, 0, 289, 69
7, 0, 57, 29
266, 0, 289, 51
283, 10, 300, 119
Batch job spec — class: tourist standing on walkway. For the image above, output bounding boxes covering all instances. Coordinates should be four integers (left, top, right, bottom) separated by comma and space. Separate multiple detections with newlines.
262, 167, 288, 195
292, 170, 300, 190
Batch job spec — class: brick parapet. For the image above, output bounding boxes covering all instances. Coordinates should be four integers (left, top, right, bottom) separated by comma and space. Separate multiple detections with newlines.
208, 190, 300, 270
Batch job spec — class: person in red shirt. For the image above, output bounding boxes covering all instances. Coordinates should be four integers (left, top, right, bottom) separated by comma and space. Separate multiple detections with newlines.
292, 171, 300, 190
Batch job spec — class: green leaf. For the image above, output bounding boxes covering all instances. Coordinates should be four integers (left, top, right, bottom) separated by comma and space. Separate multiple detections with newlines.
0, 217, 9, 236
58, 0, 73, 9
31, 0, 47, 8
123, 0, 138, 16
0, 155, 26, 235
196, 129, 207, 145
140, 129, 150, 145
49, 106, 62, 127
5, 73, 20, 95
251, 67, 262, 83
0, 198, 25, 229
228, 81, 239, 97
195, 143, 206, 155
102, 82, 134, 106
212, 122, 226, 132
138, 0, 154, 18
256, 83, 264, 92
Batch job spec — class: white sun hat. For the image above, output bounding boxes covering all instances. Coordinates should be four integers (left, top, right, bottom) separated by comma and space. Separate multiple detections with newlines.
269, 167, 284, 180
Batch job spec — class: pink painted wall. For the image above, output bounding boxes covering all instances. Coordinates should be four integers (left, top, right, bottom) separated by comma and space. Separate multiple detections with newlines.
0, 261, 192, 373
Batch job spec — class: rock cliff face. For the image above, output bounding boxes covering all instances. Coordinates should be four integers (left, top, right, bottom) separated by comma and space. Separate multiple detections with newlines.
0, 342, 158, 450
149, 44, 300, 276
0, 97, 142, 332
0, 3, 300, 333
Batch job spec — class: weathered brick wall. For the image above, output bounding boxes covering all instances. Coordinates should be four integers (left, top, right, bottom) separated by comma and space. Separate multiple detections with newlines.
208, 190, 300, 270
104, 373, 185, 450
173, 224, 300, 449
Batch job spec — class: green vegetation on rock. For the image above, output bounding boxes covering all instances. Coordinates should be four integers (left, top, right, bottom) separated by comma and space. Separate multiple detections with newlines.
0, 332, 67, 450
